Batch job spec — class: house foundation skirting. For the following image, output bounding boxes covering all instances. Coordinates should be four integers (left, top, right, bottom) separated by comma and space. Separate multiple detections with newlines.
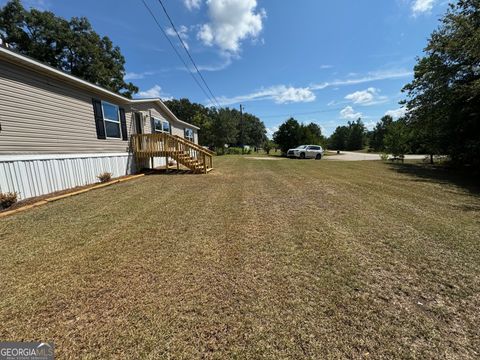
0, 152, 165, 200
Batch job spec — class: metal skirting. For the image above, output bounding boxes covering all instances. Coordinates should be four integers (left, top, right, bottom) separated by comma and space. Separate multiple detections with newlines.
0, 153, 155, 200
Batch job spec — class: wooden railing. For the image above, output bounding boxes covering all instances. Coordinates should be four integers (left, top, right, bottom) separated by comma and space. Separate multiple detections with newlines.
172, 135, 216, 156
131, 133, 213, 173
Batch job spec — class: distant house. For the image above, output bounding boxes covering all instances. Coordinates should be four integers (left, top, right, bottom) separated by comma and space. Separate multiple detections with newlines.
0, 46, 212, 200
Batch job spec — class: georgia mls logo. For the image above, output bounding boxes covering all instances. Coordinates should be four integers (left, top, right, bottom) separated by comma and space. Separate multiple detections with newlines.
0, 342, 54, 360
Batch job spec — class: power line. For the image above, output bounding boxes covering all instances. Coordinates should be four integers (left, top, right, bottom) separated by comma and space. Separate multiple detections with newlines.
140, 0, 217, 106
155, 0, 221, 108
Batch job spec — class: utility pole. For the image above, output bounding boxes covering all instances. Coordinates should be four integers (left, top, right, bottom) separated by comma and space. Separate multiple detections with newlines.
239, 104, 244, 149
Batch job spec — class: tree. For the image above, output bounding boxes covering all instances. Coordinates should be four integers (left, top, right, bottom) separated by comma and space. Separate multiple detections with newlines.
328, 119, 367, 151
301, 123, 326, 146
346, 119, 366, 150
370, 115, 394, 151
402, 0, 480, 169
0, 0, 137, 97
273, 118, 302, 154
242, 113, 267, 148
273, 119, 327, 154
211, 108, 238, 152
192, 111, 214, 146
263, 140, 275, 155
329, 126, 349, 150
164, 98, 208, 125
384, 120, 411, 159
164, 100, 267, 150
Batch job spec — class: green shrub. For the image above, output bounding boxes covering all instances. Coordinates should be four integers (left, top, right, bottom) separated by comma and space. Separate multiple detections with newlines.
226, 147, 243, 155
97, 172, 112, 183
0, 192, 18, 209
379, 153, 389, 161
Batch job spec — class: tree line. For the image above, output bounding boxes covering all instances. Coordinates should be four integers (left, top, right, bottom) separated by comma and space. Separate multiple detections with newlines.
0, 0, 137, 97
272, 118, 326, 154
165, 99, 267, 152
275, 0, 480, 171
401, 0, 479, 170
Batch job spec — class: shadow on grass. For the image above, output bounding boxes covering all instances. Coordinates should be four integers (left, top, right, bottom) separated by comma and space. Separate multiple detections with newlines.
388, 162, 480, 196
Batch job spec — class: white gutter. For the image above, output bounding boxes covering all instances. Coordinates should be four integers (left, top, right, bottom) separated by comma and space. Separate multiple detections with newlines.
131, 99, 200, 130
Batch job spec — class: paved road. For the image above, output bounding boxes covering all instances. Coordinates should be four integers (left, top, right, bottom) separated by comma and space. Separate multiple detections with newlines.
325, 151, 427, 161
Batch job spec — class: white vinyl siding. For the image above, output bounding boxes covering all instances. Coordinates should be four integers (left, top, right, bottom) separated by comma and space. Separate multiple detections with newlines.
0, 60, 133, 154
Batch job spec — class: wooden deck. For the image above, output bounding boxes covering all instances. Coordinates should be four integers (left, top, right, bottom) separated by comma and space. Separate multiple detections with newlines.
131, 133, 214, 174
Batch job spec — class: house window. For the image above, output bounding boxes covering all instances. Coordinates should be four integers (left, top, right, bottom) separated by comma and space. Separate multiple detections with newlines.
162, 121, 170, 133
185, 128, 194, 142
153, 117, 170, 134
102, 101, 121, 138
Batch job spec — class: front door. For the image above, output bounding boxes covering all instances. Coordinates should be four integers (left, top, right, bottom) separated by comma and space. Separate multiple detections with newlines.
134, 113, 143, 134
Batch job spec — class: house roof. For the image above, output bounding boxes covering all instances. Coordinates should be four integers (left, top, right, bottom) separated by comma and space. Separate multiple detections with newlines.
131, 99, 200, 130
0, 46, 199, 130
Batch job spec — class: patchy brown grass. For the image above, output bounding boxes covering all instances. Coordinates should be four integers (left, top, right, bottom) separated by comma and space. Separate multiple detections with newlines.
0, 156, 479, 359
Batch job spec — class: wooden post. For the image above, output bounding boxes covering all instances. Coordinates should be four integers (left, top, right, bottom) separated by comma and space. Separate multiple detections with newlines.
203, 153, 207, 174
165, 134, 169, 172
176, 140, 180, 171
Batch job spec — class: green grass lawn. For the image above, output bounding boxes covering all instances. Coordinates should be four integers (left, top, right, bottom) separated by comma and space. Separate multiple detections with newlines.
1, 156, 479, 359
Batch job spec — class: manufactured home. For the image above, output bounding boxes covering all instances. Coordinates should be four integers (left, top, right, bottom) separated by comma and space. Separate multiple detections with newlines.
0, 46, 213, 200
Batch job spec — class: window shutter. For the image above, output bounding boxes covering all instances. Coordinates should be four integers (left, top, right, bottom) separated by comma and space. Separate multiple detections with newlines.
92, 99, 106, 139
119, 107, 128, 141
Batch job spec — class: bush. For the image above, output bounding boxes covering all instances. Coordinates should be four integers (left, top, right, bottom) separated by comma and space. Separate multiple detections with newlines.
218, 147, 254, 155
97, 172, 112, 183
226, 147, 243, 155
379, 153, 389, 161
0, 192, 18, 209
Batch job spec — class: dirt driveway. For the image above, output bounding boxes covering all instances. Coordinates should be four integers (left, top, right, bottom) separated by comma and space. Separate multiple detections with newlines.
326, 151, 426, 161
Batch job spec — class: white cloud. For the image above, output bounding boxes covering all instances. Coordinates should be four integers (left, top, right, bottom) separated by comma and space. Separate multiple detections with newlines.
385, 107, 407, 119
271, 86, 316, 104
166, 25, 190, 50
340, 106, 362, 120
320, 65, 333, 69
364, 121, 378, 131
125, 71, 154, 81
179, 53, 233, 72
344, 87, 387, 106
311, 69, 413, 91
198, 0, 266, 53
412, 0, 436, 15
266, 126, 279, 139
196, 57, 232, 72
211, 68, 412, 106
137, 85, 172, 100
184, 0, 202, 11
215, 85, 315, 106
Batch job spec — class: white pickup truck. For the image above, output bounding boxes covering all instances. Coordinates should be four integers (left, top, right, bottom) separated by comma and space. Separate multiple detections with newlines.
287, 145, 324, 159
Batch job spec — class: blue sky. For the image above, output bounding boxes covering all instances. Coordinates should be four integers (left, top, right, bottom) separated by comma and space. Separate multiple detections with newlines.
6, 0, 449, 136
